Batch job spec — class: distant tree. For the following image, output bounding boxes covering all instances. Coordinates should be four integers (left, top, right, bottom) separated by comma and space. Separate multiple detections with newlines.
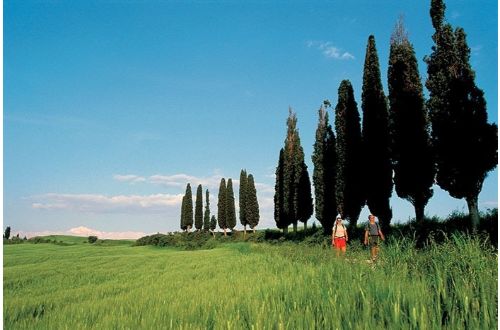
425, 0, 497, 231
184, 183, 194, 231
180, 196, 187, 231
312, 103, 337, 234
4, 226, 11, 240
195, 184, 203, 231
362, 35, 393, 232
388, 17, 435, 222
274, 149, 287, 231
226, 178, 237, 232
203, 189, 211, 231
210, 215, 217, 237
246, 174, 260, 233
281, 108, 312, 233
217, 178, 227, 235
335, 80, 365, 226
88, 236, 98, 244
239, 169, 249, 234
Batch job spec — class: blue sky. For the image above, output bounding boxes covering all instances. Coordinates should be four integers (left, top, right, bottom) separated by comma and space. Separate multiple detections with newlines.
5, 0, 498, 238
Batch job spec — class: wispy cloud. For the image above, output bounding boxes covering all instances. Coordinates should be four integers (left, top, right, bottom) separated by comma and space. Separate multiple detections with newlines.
113, 174, 146, 184
307, 40, 355, 60
31, 193, 183, 213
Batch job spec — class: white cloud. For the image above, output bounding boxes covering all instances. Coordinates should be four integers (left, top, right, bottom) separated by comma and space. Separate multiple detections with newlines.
148, 173, 224, 189
14, 227, 147, 239
113, 174, 146, 184
307, 40, 355, 60
31, 193, 183, 213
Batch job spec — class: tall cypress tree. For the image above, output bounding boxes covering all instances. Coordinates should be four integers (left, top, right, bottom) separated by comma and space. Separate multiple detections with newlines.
246, 174, 260, 233
335, 80, 365, 226
312, 103, 337, 234
297, 163, 313, 230
180, 195, 186, 231
425, 0, 497, 231
195, 184, 203, 231
388, 18, 435, 222
362, 35, 393, 231
239, 169, 248, 233
203, 189, 210, 231
210, 215, 217, 237
217, 178, 227, 235
274, 149, 287, 232
184, 183, 193, 231
226, 178, 237, 232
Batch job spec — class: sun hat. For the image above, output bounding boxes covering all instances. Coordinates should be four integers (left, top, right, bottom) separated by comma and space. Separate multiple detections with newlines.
336, 214, 342, 220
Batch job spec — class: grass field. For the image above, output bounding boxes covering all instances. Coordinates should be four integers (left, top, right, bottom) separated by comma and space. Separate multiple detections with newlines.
3, 235, 497, 329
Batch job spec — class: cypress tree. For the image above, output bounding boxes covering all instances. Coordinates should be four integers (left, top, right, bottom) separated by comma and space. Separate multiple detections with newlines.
239, 169, 248, 233
180, 195, 187, 231
362, 35, 393, 232
335, 80, 365, 226
388, 17, 435, 222
4, 226, 11, 240
246, 174, 260, 233
425, 0, 497, 231
312, 103, 337, 234
297, 163, 313, 230
195, 184, 203, 231
210, 215, 217, 237
274, 149, 287, 232
217, 178, 227, 235
184, 183, 194, 231
226, 178, 237, 232
203, 189, 210, 231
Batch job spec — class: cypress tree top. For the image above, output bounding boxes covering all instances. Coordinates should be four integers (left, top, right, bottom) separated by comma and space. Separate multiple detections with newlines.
217, 178, 227, 230
226, 178, 237, 231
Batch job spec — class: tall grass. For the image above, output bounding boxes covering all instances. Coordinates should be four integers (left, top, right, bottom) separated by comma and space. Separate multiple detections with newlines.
4, 234, 497, 329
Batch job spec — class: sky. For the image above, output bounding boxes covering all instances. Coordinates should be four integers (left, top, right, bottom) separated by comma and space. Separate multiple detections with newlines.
4, 0, 498, 239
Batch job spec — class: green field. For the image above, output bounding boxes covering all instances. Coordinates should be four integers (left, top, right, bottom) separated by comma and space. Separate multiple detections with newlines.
4, 235, 497, 329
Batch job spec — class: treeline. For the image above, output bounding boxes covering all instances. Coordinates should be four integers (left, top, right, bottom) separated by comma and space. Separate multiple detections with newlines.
274, 0, 497, 234
179, 169, 259, 235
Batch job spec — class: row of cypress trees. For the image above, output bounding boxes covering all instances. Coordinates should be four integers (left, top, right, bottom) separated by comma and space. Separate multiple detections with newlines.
274, 0, 497, 233
179, 171, 260, 234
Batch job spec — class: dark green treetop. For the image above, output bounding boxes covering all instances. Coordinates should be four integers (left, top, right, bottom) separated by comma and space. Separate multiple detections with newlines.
203, 189, 210, 231
246, 174, 260, 231
226, 178, 237, 231
217, 178, 227, 231
195, 184, 203, 230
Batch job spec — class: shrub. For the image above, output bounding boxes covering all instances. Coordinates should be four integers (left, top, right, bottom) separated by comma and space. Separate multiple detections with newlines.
88, 236, 98, 244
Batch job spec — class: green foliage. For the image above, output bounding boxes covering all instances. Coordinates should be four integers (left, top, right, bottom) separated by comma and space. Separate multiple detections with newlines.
312, 104, 337, 233
246, 174, 259, 230
239, 169, 248, 228
388, 17, 434, 221
335, 80, 364, 225
226, 178, 237, 231
4, 226, 11, 240
203, 189, 210, 231
180, 195, 187, 231
217, 178, 227, 231
195, 184, 203, 231
425, 0, 497, 230
210, 215, 217, 232
274, 149, 286, 230
184, 184, 194, 230
362, 35, 393, 230
88, 236, 98, 244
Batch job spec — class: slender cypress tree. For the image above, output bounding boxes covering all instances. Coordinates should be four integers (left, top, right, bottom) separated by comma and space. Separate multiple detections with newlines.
246, 174, 260, 233
362, 35, 393, 231
217, 178, 227, 235
388, 18, 435, 222
203, 189, 210, 231
184, 183, 194, 231
425, 0, 497, 231
195, 184, 203, 231
4, 226, 11, 240
312, 103, 337, 234
335, 80, 365, 226
297, 163, 313, 230
274, 149, 287, 232
226, 178, 237, 232
210, 215, 217, 237
180, 195, 186, 231
239, 169, 248, 233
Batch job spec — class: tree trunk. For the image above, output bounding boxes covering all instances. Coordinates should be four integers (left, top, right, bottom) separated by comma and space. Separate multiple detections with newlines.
252, 227, 255, 234
223, 228, 227, 236
244, 225, 247, 238
283, 226, 288, 234
414, 202, 425, 224
303, 220, 307, 231
466, 195, 480, 233
293, 221, 297, 233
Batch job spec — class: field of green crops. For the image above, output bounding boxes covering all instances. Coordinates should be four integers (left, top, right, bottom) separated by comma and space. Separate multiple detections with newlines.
4, 235, 497, 329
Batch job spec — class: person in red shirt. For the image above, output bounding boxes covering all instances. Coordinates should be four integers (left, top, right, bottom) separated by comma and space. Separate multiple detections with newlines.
332, 214, 348, 256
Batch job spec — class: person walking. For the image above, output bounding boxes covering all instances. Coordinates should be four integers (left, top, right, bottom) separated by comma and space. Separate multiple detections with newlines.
364, 214, 385, 262
332, 214, 348, 257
